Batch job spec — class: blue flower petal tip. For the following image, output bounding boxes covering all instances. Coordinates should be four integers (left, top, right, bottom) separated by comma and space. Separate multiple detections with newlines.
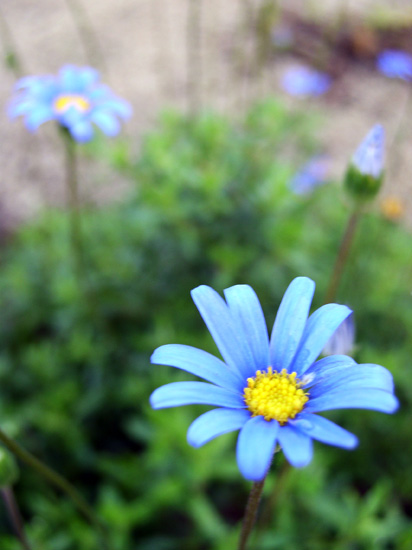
377, 49, 412, 80
150, 277, 398, 481
323, 313, 355, 356
8, 64, 132, 142
281, 65, 331, 96
289, 154, 331, 195
352, 124, 385, 178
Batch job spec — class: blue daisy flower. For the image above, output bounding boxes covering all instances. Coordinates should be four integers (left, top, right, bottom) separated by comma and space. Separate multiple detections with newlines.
150, 277, 398, 481
289, 154, 330, 195
281, 65, 331, 96
377, 50, 412, 81
8, 65, 132, 142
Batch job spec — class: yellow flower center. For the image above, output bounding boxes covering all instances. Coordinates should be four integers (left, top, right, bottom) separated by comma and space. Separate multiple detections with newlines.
53, 94, 90, 114
243, 367, 309, 424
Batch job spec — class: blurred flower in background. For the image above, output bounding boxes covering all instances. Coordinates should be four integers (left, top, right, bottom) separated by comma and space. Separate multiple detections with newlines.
150, 277, 398, 481
8, 65, 132, 142
289, 154, 331, 195
380, 196, 404, 221
376, 50, 412, 80
281, 65, 331, 96
323, 314, 355, 357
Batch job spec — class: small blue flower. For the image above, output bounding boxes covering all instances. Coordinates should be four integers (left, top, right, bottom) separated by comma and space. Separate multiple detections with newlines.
323, 313, 355, 356
289, 155, 330, 195
8, 65, 132, 142
150, 277, 398, 481
352, 124, 385, 179
281, 66, 331, 96
377, 50, 412, 80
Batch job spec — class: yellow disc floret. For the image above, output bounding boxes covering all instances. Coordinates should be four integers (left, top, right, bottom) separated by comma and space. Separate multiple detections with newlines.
53, 94, 91, 114
244, 367, 309, 424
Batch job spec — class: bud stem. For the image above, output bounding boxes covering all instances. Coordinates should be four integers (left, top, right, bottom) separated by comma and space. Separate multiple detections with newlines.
1, 486, 31, 550
324, 209, 361, 304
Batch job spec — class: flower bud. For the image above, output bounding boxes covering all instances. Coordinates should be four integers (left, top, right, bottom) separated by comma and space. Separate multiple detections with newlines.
344, 124, 384, 201
0, 447, 19, 488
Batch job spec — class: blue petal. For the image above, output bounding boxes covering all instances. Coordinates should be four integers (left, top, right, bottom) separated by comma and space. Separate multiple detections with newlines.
25, 106, 54, 130
269, 277, 315, 372
278, 425, 313, 467
291, 303, 352, 376
150, 381, 244, 409
8, 99, 36, 118
304, 355, 357, 383
223, 285, 269, 373
151, 344, 244, 390
90, 110, 120, 136
187, 408, 250, 447
236, 416, 279, 481
77, 66, 99, 88
305, 388, 399, 414
68, 120, 94, 142
191, 285, 254, 379
290, 413, 358, 449
377, 50, 412, 80
352, 124, 385, 179
102, 98, 132, 119
59, 65, 85, 93
308, 363, 394, 398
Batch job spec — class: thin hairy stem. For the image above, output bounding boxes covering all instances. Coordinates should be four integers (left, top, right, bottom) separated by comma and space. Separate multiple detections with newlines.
324, 209, 361, 304
238, 477, 266, 550
60, 127, 85, 278
0, 429, 109, 549
1, 487, 31, 550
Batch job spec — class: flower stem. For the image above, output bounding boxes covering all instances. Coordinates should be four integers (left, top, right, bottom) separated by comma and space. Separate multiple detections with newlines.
60, 127, 85, 279
0, 429, 109, 550
1, 486, 31, 550
238, 477, 266, 550
324, 208, 361, 304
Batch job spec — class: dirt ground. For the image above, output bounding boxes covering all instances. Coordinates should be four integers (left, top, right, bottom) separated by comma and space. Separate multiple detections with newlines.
1, 0, 412, 229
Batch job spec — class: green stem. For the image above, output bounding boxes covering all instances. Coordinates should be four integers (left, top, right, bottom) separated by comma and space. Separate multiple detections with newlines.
0, 429, 109, 549
1, 486, 31, 550
60, 127, 85, 278
324, 208, 361, 304
238, 477, 266, 550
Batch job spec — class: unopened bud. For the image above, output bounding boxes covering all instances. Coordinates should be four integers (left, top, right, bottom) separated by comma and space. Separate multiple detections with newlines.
344, 124, 384, 201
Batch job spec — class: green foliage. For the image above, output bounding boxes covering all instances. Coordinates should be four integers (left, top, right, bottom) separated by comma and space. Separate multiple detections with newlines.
0, 99, 411, 548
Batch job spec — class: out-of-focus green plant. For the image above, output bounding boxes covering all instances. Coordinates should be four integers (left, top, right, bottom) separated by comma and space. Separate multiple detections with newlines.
0, 100, 410, 548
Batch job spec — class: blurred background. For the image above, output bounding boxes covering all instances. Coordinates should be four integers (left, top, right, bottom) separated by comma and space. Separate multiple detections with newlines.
0, 1, 411, 549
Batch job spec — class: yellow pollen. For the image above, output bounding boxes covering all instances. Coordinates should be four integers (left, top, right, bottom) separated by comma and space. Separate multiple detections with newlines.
53, 94, 90, 114
243, 367, 309, 424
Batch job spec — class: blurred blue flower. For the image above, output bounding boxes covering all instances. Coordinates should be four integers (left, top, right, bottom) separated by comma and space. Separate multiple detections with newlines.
289, 155, 330, 195
8, 65, 132, 142
377, 50, 412, 80
281, 65, 331, 96
352, 124, 385, 179
150, 277, 397, 481
323, 313, 355, 357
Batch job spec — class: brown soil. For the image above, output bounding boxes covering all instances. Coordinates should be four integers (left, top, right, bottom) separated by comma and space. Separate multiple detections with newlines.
0, 0, 411, 230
